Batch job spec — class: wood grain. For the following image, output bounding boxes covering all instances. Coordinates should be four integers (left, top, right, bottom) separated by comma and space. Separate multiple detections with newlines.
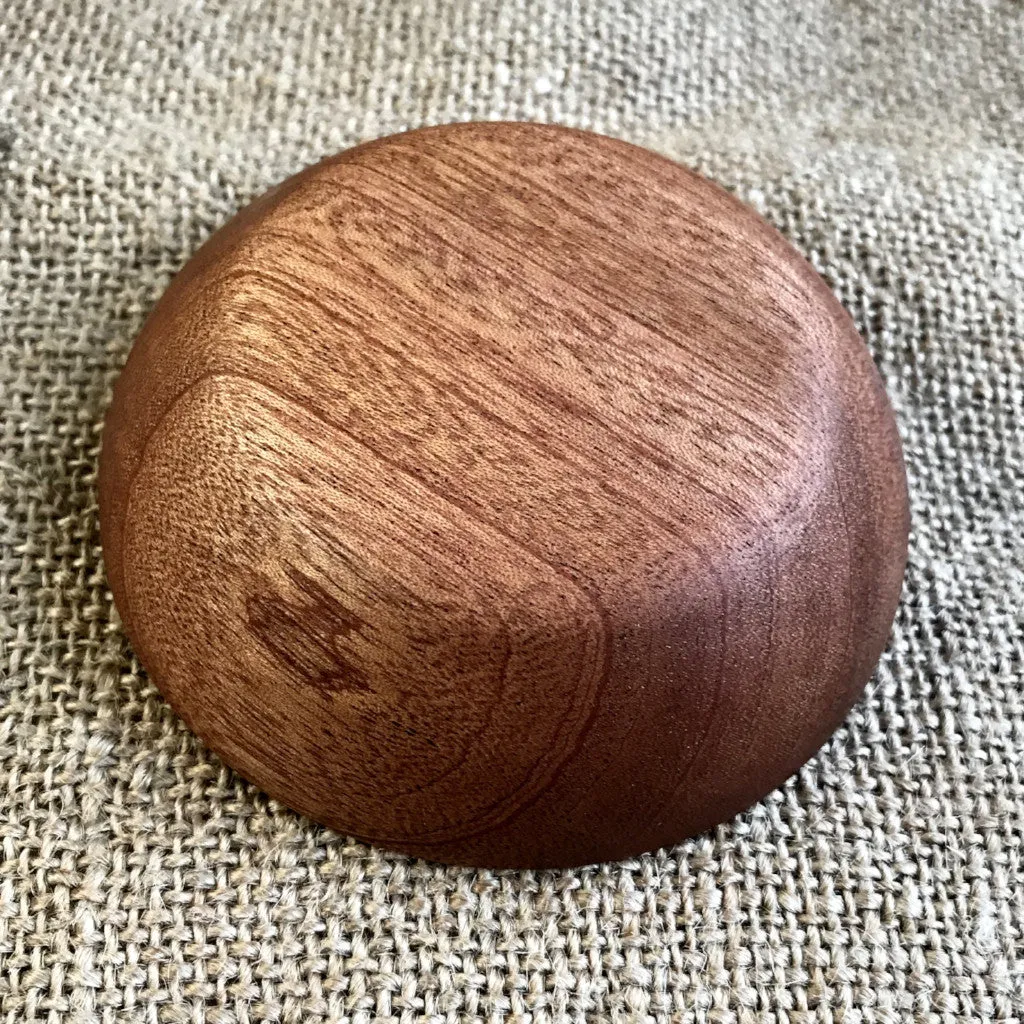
99, 123, 909, 868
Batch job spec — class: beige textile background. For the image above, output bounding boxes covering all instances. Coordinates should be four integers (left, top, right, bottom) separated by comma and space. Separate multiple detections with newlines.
1, 1, 1022, 1021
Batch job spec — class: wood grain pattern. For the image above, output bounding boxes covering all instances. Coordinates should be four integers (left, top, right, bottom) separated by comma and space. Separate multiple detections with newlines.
99, 123, 909, 868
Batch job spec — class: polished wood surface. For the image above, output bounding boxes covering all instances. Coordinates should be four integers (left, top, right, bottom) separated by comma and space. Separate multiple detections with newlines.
99, 123, 909, 868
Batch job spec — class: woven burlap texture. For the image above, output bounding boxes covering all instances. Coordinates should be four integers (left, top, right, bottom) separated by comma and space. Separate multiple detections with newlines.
2, 1, 1023, 1021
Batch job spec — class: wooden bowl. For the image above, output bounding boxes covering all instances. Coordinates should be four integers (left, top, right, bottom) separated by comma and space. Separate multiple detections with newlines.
99, 123, 908, 868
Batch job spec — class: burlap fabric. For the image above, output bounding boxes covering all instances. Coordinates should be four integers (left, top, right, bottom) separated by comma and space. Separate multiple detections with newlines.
2, 2, 1022, 1020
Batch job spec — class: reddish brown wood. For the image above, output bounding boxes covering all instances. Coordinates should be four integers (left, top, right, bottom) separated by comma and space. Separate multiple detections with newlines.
99, 123, 909, 868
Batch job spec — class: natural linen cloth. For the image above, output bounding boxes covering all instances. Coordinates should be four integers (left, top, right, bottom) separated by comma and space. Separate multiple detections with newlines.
1, 1, 1022, 1021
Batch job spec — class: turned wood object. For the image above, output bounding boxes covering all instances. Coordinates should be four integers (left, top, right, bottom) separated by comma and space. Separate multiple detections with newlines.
99, 123, 909, 868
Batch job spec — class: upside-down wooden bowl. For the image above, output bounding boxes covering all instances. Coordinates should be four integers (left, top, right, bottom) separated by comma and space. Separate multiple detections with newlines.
99, 123, 908, 868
